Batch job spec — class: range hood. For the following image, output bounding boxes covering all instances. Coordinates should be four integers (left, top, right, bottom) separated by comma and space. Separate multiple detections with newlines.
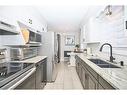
4, 29, 42, 47
21, 28, 42, 47
17, 21, 42, 47
0, 21, 19, 35
0, 21, 42, 47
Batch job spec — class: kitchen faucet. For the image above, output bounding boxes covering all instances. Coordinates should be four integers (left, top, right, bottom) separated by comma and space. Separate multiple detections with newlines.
99, 43, 115, 62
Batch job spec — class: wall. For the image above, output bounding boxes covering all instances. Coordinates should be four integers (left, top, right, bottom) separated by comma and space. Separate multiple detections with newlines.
82, 6, 127, 65
0, 6, 47, 46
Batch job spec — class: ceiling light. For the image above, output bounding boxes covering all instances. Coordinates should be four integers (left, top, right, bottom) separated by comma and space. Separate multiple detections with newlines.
105, 5, 112, 16
96, 5, 112, 19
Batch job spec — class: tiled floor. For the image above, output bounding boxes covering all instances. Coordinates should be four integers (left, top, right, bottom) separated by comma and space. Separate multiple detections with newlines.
44, 62, 83, 90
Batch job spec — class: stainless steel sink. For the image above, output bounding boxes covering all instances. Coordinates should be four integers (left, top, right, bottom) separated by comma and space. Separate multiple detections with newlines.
97, 64, 120, 68
88, 59, 120, 68
88, 59, 109, 64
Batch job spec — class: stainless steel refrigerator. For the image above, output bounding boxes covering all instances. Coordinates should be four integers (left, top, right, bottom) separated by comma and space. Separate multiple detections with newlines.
39, 32, 60, 82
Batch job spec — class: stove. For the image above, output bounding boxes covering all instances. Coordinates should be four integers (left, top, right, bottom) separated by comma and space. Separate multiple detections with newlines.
0, 62, 34, 88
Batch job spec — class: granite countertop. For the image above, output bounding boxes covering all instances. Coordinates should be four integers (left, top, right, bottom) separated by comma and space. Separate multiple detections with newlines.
77, 53, 127, 89
9, 56, 47, 64
67, 52, 79, 56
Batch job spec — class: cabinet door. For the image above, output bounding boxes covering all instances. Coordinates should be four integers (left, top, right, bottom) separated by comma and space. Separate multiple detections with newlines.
75, 56, 79, 73
76, 59, 80, 76
76, 62, 79, 74
41, 58, 47, 88
35, 63, 42, 89
98, 84, 105, 89
78, 63, 82, 80
88, 76, 97, 89
75, 58, 83, 84
81, 67, 86, 89
87, 71, 98, 89
42, 59, 47, 83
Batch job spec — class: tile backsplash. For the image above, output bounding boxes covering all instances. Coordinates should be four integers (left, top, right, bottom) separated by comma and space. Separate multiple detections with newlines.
95, 51, 127, 66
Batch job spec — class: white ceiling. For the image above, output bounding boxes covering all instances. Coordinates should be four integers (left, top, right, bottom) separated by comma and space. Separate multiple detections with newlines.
35, 5, 104, 33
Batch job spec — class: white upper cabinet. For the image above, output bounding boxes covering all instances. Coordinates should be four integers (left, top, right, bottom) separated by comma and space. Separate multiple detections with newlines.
0, 16, 20, 35
0, 6, 47, 46
0, 6, 47, 32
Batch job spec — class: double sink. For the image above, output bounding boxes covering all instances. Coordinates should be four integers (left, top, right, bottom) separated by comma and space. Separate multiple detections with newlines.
88, 59, 120, 68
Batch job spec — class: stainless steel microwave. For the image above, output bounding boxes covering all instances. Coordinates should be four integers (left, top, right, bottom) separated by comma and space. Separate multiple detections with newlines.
21, 28, 42, 44
10, 47, 38, 61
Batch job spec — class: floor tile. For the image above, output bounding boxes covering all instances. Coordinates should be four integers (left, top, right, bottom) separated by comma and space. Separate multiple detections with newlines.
44, 62, 83, 90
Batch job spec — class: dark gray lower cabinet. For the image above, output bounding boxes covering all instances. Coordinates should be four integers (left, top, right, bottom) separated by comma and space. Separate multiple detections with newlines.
79, 64, 98, 89
76, 59, 80, 75
78, 63, 82, 80
41, 58, 47, 84
81, 67, 86, 88
35, 58, 47, 89
35, 61, 42, 89
75, 55, 115, 90
87, 70, 98, 89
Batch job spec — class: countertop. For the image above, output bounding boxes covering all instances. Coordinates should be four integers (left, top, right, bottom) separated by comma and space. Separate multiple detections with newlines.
9, 56, 47, 64
67, 52, 83, 56
76, 53, 127, 89
67, 52, 80, 56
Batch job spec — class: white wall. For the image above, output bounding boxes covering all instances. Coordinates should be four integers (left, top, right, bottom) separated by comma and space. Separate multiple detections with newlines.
82, 6, 127, 65
85, 6, 126, 53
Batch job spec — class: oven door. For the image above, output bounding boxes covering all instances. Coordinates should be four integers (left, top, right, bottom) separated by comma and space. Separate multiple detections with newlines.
14, 68, 36, 89
1, 68, 36, 89
0, 63, 34, 89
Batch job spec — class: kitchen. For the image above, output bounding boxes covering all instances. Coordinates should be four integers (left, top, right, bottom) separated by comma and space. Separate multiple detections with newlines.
0, 1, 127, 93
